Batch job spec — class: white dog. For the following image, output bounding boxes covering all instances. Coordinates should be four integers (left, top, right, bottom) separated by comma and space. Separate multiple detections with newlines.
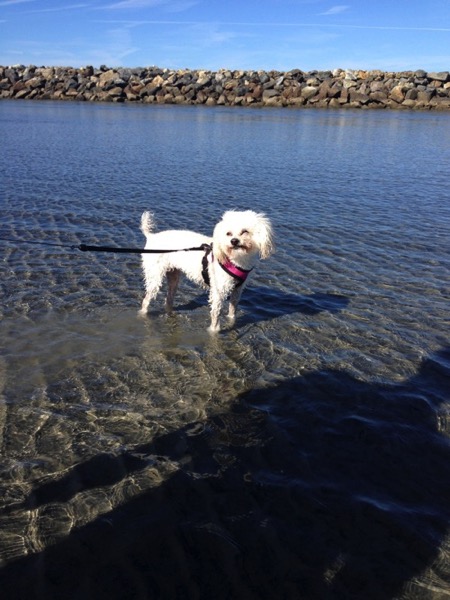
139, 210, 274, 332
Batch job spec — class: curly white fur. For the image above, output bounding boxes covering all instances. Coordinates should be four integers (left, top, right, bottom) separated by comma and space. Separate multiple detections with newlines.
139, 210, 274, 332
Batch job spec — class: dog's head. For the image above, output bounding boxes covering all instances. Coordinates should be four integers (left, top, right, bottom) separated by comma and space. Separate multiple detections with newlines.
212, 210, 274, 263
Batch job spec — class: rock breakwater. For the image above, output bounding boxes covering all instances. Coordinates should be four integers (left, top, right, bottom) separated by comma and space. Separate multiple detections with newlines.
1, 65, 450, 110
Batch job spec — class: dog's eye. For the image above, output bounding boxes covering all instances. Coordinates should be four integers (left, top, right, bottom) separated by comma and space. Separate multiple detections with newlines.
226, 231, 233, 236
241, 229, 249, 235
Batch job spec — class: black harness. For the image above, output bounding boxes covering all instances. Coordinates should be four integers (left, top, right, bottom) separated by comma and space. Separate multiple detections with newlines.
202, 244, 213, 286
201, 245, 253, 288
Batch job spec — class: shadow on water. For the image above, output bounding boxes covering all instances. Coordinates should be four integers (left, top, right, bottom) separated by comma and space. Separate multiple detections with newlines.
1, 348, 449, 599
239, 288, 350, 325
173, 287, 350, 325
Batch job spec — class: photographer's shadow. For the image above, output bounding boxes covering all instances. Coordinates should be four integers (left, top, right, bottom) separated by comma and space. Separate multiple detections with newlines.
1, 348, 449, 600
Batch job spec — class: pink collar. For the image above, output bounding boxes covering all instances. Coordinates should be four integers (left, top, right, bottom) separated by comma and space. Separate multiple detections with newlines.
219, 257, 253, 286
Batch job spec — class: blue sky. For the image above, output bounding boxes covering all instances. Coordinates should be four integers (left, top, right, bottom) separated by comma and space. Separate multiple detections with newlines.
1, 0, 449, 72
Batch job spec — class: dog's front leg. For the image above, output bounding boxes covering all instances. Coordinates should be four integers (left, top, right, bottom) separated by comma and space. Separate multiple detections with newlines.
208, 294, 223, 333
227, 286, 243, 326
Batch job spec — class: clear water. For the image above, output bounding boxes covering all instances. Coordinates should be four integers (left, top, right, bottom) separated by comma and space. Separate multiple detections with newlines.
1, 100, 450, 599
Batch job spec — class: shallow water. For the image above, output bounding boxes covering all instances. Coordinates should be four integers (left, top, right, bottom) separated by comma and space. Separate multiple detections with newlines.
1, 100, 450, 599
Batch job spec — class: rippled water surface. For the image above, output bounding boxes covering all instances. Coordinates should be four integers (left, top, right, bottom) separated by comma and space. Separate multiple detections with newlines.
1, 100, 450, 599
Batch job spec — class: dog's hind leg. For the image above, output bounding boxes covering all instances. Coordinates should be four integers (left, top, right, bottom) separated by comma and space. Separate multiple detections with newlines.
165, 269, 181, 312
139, 290, 157, 315
139, 269, 165, 316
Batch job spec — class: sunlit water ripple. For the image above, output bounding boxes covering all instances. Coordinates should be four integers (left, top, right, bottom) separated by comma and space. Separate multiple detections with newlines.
0, 100, 450, 599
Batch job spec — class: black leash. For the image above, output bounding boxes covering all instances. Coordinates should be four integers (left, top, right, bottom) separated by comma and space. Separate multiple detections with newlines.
0, 236, 211, 255
78, 243, 211, 254
0, 237, 76, 250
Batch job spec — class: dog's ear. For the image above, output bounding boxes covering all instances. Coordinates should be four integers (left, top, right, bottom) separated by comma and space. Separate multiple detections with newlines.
212, 220, 228, 263
255, 214, 274, 259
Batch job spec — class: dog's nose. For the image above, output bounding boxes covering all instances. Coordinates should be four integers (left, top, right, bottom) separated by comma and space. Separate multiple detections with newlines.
230, 238, 240, 247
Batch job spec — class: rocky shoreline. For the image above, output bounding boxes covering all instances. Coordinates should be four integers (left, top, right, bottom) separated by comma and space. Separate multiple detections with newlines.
1, 64, 450, 110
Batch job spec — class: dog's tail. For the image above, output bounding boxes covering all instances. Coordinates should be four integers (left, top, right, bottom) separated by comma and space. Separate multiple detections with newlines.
140, 211, 156, 237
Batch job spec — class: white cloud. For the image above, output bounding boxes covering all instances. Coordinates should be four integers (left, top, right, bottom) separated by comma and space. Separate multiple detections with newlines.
0, 0, 35, 6
27, 4, 89, 13
190, 23, 242, 46
104, 0, 168, 8
165, 0, 199, 13
101, 0, 199, 11
319, 5, 350, 16
0, 24, 140, 67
